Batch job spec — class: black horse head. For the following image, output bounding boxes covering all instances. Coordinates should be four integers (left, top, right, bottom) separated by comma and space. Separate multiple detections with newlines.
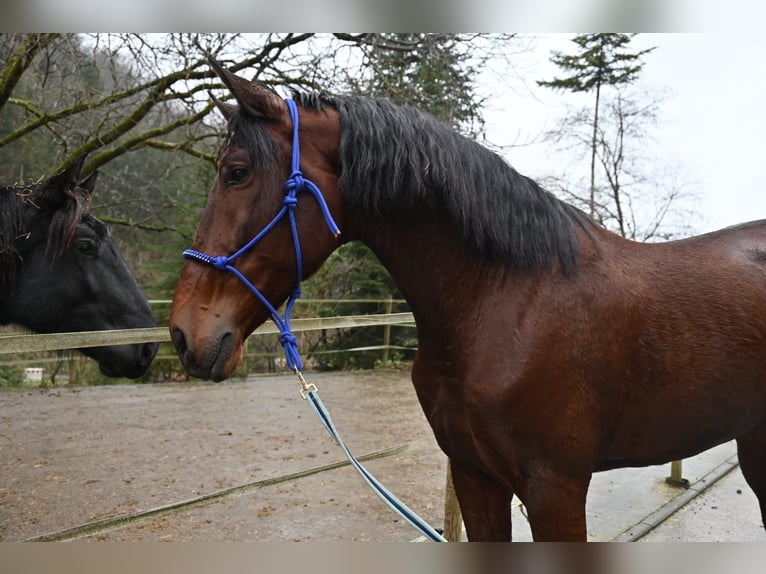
0, 154, 158, 378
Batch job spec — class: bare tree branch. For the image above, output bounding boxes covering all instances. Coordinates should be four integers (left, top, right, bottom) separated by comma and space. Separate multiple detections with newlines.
0, 34, 62, 110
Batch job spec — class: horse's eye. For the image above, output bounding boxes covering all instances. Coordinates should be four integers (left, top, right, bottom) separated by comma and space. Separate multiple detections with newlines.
75, 238, 98, 256
224, 166, 249, 186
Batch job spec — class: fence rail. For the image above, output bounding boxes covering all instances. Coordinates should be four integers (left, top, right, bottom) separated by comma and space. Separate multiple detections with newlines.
0, 312, 415, 355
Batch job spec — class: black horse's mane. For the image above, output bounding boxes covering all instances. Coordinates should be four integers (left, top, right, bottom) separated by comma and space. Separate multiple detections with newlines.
0, 185, 27, 284
231, 91, 590, 274
0, 182, 87, 285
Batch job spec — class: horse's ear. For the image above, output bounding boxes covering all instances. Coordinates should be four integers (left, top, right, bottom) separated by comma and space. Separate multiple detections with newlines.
208, 57, 285, 120
50, 154, 86, 191
78, 170, 98, 196
34, 154, 87, 209
209, 91, 237, 121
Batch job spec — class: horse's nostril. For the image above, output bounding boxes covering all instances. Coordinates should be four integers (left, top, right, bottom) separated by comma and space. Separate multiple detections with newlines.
141, 342, 158, 364
171, 328, 188, 357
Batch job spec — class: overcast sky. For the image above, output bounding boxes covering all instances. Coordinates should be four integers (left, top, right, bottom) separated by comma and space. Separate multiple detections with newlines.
480, 33, 766, 236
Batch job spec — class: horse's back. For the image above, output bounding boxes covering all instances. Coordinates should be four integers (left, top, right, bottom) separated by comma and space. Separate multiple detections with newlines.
668, 219, 766, 259
581, 220, 766, 467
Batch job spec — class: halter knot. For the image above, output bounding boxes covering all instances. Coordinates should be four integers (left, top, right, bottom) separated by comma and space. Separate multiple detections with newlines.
212, 256, 229, 270
285, 171, 305, 193
282, 195, 298, 209
279, 332, 298, 347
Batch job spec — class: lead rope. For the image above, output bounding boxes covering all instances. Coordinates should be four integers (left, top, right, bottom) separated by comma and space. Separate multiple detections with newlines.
183, 99, 446, 542
298, 373, 446, 542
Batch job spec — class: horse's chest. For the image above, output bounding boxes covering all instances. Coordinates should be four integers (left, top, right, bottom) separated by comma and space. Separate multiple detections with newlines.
410, 370, 519, 475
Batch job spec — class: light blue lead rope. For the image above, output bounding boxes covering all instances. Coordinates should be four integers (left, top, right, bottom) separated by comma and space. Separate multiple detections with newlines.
298, 374, 446, 542
184, 98, 446, 542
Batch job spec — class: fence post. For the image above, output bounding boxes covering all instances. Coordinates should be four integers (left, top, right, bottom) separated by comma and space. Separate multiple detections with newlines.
443, 462, 463, 542
68, 354, 78, 386
381, 295, 393, 367
666, 459, 689, 488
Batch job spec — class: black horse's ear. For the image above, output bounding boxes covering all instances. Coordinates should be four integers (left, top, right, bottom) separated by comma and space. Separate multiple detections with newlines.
53, 154, 86, 191
34, 153, 87, 210
78, 170, 98, 196
208, 57, 285, 120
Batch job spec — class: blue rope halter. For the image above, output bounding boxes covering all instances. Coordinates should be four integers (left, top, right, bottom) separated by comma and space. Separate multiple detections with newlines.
182, 98, 340, 372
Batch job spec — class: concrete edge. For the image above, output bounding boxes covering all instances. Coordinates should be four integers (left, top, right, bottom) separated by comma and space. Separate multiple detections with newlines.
613, 455, 741, 542
412, 455, 741, 542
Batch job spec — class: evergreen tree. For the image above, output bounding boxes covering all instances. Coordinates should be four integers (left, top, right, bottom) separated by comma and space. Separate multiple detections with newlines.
346, 33, 484, 137
538, 34, 655, 220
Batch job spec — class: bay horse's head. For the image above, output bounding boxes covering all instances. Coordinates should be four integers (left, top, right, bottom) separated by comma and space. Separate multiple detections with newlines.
1, 154, 158, 378
169, 62, 344, 381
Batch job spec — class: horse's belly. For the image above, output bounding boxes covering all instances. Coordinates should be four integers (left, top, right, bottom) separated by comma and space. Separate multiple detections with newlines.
593, 436, 733, 472
594, 385, 766, 470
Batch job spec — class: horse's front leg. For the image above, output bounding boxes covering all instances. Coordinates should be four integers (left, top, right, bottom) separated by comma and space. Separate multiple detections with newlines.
450, 459, 513, 541
520, 468, 591, 541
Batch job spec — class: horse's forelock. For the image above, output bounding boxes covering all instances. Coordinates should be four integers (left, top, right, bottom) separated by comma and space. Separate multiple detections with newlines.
45, 186, 90, 258
221, 108, 284, 174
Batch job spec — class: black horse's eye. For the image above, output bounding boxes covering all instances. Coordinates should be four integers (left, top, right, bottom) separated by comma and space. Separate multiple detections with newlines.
75, 238, 98, 256
224, 166, 249, 186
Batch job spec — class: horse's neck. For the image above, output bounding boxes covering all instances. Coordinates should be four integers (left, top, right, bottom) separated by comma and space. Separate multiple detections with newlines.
349, 208, 602, 361
354, 212, 502, 345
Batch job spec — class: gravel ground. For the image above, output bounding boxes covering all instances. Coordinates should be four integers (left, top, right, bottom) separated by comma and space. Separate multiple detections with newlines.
4, 367, 764, 543
0, 368, 448, 542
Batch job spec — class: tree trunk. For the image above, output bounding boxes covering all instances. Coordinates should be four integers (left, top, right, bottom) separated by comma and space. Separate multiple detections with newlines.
589, 81, 601, 220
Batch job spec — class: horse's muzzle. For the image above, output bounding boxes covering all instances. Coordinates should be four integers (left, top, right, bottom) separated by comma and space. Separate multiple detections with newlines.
171, 327, 236, 382
91, 341, 158, 379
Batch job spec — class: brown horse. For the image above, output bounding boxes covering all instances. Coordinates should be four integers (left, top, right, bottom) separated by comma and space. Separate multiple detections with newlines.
169, 62, 766, 541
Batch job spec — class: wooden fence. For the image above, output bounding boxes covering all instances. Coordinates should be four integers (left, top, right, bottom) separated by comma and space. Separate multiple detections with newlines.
0, 312, 415, 355
0, 297, 415, 377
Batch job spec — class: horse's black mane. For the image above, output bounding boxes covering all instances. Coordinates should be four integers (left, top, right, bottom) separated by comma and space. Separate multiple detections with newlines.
307, 92, 591, 274
231, 91, 590, 274
0, 184, 27, 284
0, 181, 88, 285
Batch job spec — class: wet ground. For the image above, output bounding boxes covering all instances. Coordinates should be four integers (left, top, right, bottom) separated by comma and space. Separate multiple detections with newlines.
640, 465, 765, 542
1, 369, 446, 542
1, 368, 763, 542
